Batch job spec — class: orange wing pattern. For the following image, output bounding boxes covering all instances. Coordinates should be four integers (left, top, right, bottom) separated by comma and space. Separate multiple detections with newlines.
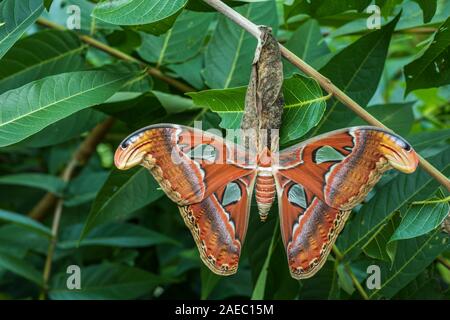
180, 173, 256, 275
115, 125, 419, 279
114, 124, 257, 275
274, 127, 418, 279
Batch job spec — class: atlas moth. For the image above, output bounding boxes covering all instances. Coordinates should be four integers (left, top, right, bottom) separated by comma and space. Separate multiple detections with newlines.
114, 124, 418, 279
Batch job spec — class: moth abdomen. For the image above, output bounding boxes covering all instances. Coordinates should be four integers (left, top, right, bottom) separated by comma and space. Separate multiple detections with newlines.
255, 173, 276, 221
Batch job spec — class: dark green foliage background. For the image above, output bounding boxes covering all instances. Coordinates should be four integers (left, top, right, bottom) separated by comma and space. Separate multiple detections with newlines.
0, 0, 449, 300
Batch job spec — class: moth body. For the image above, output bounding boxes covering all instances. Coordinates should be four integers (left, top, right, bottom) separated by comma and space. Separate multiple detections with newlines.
254, 147, 276, 220
255, 172, 276, 221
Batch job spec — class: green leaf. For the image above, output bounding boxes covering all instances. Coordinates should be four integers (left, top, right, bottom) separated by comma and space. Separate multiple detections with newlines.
395, 267, 447, 299
0, 70, 135, 147
49, 263, 173, 299
330, 1, 448, 38
404, 18, 450, 94
138, 10, 215, 65
168, 54, 205, 89
337, 147, 450, 259
16, 109, 107, 148
349, 102, 415, 136
284, 19, 331, 77
336, 263, 354, 295
310, 13, 400, 135
390, 201, 450, 242
258, 223, 300, 299
251, 221, 280, 300
285, 0, 371, 20
0, 209, 51, 237
44, 0, 119, 32
188, 86, 246, 129
59, 223, 177, 249
44, 0, 53, 11
186, 0, 246, 12
203, 1, 278, 88
363, 215, 399, 262
0, 251, 43, 285
188, 75, 328, 143
64, 170, 109, 207
0, 0, 44, 59
368, 229, 449, 299
201, 265, 221, 300
97, 90, 197, 130
152, 90, 197, 114
0, 224, 49, 257
407, 128, 450, 151
0, 173, 65, 195
0, 30, 85, 94
298, 261, 339, 299
81, 167, 164, 239
98, 93, 168, 129
92, 0, 188, 35
412, 0, 437, 23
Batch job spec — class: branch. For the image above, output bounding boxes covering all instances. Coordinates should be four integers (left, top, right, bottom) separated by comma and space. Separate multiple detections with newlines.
35, 18, 194, 93
437, 256, 450, 270
201, 0, 450, 193
29, 118, 115, 220
37, 118, 115, 298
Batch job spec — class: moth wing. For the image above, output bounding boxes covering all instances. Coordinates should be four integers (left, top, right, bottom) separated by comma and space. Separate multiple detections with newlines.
274, 175, 349, 279
115, 124, 256, 206
274, 126, 418, 279
115, 124, 257, 275
180, 173, 256, 275
276, 126, 418, 210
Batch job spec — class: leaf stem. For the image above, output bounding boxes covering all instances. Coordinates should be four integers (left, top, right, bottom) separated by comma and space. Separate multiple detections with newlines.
332, 245, 369, 300
412, 196, 450, 205
201, 0, 450, 193
35, 18, 194, 93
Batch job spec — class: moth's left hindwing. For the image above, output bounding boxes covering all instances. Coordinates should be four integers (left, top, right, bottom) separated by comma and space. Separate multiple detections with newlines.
115, 124, 257, 275
180, 173, 256, 275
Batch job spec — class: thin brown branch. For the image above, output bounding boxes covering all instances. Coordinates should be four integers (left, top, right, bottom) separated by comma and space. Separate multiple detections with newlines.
37, 118, 115, 298
321, 26, 437, 37
201, 0, 450, 193
29, 118, 115, 221
437, 256, 450, 270
35, 18, 194, 93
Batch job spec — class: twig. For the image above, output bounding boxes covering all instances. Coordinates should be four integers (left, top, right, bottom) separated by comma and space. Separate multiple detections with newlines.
37, 118, 115, 298
201, 0, 450, 193
35, 18, 194, 93
437, 256, 450, 270
29, 118, 115, 220
332, 245, 369, 300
